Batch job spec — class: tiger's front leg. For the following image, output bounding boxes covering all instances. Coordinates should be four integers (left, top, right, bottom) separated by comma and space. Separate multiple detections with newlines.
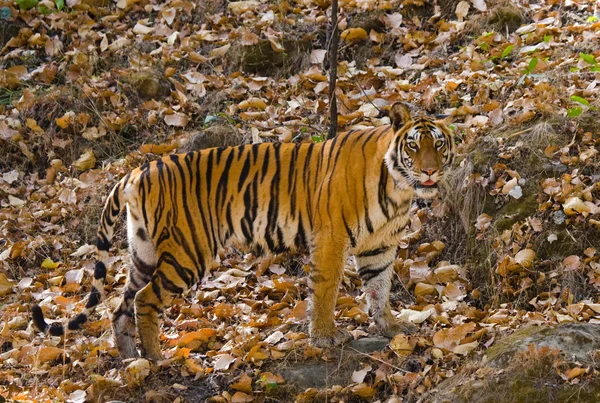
356, 246, 416, 337
308, 235, 352, 347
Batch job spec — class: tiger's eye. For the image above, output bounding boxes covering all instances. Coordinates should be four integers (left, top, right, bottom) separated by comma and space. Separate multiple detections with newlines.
408, 141, 418, 150
435, 141, 444, 148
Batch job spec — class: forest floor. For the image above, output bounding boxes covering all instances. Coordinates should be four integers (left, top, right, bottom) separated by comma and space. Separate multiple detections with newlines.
1, 0, 600, 402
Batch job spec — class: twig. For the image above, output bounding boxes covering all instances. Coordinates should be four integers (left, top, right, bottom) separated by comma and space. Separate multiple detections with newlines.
347, 68, 383, 115
327, 0, 339, 139
347, 346, 408, 373
502, 127, 532, 140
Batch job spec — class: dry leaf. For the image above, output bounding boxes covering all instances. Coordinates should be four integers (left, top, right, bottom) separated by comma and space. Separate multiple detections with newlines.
455, 1, 470, 21
0, 273, 15, 297
341, 28, 367, 43
72, 150, 96, 171
38, 346, 64, 363
231, 392, 253, 403
231, 373, 253, 393
390, 334, 413, 357
133, 22, 153, 35
352, 383, 376, 399
515, 249, 535, 269
125, 359, 151, 386
209, 44, 231, 59
164, 113, 190, 127
563, 197, 591, 215
351, 366, 371, 383
214, 354, 236, 371
563, 255, 581, 271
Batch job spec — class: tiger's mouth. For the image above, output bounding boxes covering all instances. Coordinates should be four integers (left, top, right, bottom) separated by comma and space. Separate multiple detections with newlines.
416, 180, 438, 188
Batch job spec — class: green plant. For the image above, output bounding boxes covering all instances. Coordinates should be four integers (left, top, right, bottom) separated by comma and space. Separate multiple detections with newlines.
567, 95, 597, 118
580, 53, 600, 72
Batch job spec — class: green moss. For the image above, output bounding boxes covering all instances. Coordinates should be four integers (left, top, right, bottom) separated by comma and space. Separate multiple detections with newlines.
488, 6, 525, 33
485, 325, 545, 364
493, 192, 538, 231
233, 38, 312, 75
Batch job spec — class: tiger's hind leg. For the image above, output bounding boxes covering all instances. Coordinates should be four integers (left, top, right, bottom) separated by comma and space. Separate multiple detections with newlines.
134, 248, 201, 360
112, 218, 157, 358
356, 246, 416, 338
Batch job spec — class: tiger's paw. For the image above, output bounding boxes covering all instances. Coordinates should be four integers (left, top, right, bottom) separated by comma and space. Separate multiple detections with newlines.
377, 320, 418, 338
310, 328, 352, 348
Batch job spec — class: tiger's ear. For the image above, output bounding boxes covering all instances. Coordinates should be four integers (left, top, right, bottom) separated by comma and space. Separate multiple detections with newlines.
389, 102, 412, 131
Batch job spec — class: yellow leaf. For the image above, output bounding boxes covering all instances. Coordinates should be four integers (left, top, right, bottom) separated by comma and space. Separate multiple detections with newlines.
259, 372, 285, 385
26, 118, 44, 133
352, 383, 376, 399
184, 358, 205, 375
390, 334, 413, 357
0, 273, 15, 297
563, 197, 591, 215
177, 328, 216, 349
41, 257, 60, 269
341, 28, 367, 43
73, 150, 96, 171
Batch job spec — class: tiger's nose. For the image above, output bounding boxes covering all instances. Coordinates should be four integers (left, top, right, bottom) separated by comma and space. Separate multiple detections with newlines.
422, 168, 437, 176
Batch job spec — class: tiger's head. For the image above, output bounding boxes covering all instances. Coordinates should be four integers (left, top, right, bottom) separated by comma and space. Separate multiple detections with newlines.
385, 102, 455, 199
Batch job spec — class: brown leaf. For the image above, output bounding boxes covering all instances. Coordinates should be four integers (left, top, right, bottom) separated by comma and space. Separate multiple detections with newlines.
231, 373, 253, 394
164, 113, 189, 127
563, 255, 581, 271
231, 392, 253, 403
38, 346, 64, 363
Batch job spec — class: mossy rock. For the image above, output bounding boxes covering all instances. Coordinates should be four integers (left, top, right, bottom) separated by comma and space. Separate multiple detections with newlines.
492, 192, 538, 231
0, 13, 22, 47
122, 71, 172, 101
232, 37, 312, 76
178, 125, 244, 153
426, 324, 600, 403
349, 10, 385, 32
488, 5, 525, 34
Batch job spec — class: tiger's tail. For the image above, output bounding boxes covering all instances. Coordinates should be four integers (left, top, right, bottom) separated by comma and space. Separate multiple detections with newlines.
32, 174, 130, 336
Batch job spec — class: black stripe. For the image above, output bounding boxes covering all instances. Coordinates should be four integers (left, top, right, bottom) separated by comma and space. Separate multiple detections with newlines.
67, 313, 88, 331
238, 151, 251, 192
261, 146, 271, 182
96, 233, 110, 252
343, 215, 356, 248
136, 227, 148, 241
132, 248, 155, 275
378, 161, 390, 219
357, 247, 388, 257
85, 286, 102, 308
358, 263, 391, 282
94, 261, 107, 279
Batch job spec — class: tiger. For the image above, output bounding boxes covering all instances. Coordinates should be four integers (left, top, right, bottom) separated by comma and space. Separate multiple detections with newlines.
32, 103, 455, 360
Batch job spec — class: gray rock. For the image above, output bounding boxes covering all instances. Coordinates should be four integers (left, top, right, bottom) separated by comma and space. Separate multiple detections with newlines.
348, 336, 390, 354
279, 337, 390, 389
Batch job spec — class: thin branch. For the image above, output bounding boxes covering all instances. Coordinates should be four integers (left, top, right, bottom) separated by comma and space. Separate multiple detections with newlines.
327, 0, 339, 139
